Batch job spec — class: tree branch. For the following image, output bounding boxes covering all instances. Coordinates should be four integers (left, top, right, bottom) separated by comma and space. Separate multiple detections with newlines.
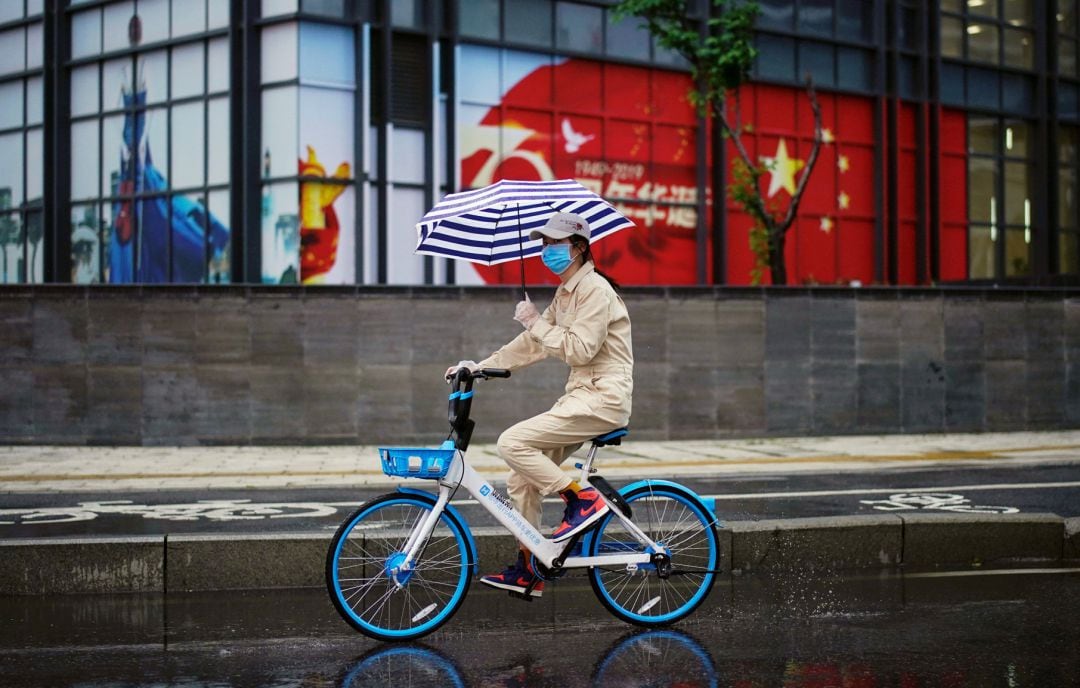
777, 76, 823, 234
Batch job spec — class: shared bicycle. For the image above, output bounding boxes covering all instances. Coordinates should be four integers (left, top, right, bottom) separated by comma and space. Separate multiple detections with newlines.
326, 368, 723, 641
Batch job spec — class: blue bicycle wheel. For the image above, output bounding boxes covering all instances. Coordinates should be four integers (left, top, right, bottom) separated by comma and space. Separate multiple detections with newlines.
326, 493, 472, 641
586, 484, 720, 626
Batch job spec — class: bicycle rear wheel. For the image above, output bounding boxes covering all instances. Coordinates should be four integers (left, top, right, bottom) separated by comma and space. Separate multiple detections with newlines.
326, 493, 472, 641
586, 484, 719, 626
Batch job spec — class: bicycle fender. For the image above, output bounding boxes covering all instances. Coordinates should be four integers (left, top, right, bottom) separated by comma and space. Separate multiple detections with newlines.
395, 486, 479, 574
615, 479, 720, 522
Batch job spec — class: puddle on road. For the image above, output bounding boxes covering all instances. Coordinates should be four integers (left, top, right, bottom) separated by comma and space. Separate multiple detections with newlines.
1, 569, 1078, 687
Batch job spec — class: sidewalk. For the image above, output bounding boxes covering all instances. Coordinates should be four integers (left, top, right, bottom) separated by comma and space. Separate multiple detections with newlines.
2, 430, 1079, 494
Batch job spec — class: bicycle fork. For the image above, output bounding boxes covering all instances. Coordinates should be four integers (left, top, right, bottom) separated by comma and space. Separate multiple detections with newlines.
389, 486, 453, 588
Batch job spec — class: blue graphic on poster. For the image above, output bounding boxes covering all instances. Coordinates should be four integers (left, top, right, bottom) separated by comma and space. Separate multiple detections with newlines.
109, 86, 229, 283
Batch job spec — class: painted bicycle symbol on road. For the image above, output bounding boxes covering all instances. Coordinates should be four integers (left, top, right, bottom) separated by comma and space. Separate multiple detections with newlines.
860, 492, 1019, 514
0, 500, 341, 525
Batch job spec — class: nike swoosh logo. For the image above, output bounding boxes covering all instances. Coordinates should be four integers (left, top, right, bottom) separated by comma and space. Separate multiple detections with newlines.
577, 500, 604, 517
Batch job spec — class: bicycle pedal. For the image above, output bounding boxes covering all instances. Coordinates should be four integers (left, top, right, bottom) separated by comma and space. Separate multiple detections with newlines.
507, 590, 534, 603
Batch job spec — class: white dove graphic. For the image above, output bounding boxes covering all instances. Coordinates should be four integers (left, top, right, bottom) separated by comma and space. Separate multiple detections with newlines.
562, 118, 595, 154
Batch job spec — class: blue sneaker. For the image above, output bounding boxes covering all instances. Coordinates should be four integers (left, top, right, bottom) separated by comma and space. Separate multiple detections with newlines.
479, 552, 544, 597
550, 486, 609, 543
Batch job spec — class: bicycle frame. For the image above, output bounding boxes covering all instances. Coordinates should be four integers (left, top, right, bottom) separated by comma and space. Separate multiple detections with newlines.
393, 445, 662, 579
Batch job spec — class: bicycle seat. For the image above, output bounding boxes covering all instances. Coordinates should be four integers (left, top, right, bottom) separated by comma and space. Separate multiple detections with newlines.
591, 428, 628, 447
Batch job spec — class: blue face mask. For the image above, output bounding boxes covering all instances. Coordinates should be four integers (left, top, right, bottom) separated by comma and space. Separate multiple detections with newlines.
541, 244, 575, 275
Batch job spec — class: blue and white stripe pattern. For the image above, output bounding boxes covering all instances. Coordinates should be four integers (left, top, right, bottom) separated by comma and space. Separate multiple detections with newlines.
415, 179, 635, 265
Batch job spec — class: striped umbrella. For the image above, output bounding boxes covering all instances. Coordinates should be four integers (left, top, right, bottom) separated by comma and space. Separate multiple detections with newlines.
415, 179, 635, 295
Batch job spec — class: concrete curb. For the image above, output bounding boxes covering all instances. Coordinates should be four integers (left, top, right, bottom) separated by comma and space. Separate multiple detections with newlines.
1, 514, 1076, 595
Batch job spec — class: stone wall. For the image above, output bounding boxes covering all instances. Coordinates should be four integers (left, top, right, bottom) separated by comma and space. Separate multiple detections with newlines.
1, 285, 1077, 445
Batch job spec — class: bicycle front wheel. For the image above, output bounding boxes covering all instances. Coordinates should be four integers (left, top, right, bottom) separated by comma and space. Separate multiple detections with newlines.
326, 493, 472, 641
587, 484, 720, 626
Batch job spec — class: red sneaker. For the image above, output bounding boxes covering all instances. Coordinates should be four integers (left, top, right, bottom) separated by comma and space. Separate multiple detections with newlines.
479, 551, 544, 597
550, 486, 610, 543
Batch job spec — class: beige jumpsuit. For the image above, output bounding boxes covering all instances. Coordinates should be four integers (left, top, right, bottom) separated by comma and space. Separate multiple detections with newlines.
476, 262, 634, 529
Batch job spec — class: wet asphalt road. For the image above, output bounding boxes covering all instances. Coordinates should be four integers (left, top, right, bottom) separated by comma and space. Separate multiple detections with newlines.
1, 568, 1078, 687
1, 461, 1078, 539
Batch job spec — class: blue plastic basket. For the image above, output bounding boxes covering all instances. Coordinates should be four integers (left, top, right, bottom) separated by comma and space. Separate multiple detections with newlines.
380, 441, 456, 480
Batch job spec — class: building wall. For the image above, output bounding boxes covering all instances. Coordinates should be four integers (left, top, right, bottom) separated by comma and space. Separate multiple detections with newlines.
2, 286, 1077, 445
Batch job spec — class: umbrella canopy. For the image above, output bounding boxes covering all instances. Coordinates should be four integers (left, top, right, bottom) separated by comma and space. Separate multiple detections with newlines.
415, 179, 635, 269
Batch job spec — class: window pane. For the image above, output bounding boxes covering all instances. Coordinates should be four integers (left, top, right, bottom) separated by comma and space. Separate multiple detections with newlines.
261, 86, 298, 178
1061, 126, 1078, 165
0, 3, 22, 22
141, 50, 167, 104
941, 16, 963, 59
459, 0, 500, 40
798, 0, 833, 37
71, 9, 102, 59
969, 225, 996, 278
27, 0, 43, 16
1002, 73, 1034, 114
1061, 0, 1078, 34
941, 0, 963, 11
1061, 39, 1077, 78
1005, 229, 1030, 276
505, 0, 552, 48
0, 133, 21, 207
458, 45, 501, 103
102, 1, 134, 54
138, 0, 169, 45
387, 186, 426, 284
260, 182, 300, 284
207, 189, 231, 283
25, 76, 41, 125
102, 57, 130, 111
391, 0, 422, 27
300, 22, 355, 86
799, 41, 835, 88
146, 106, 168, 185
70, 121, 99, 200
208, 0, 230, 29
556, 2, 603, 54
0, 29, 25, 76
172, 101, 206, 189
969, 0, 998, 18
207, 97, 229, 186
102, 113, 124, 196
1003, 121, 1029, 158
0, 213, 23, 283
71, 205, 102, 284
606, 12, 650, 61
262, 22, 298, 82
26, 128, 41, 202
1003, 28, 1034, 69
172, 0, 207, 37
1004, 161, 1031, 226
390, 127, 425, 184
1061, 82, 1079, 119
26, 23, 43, 70
303, 0, 347, 18
837, 47, 872, 91
836, 0, 871, 42
262, 0, 298, 17
653, 37, 689, 68
941, 62, 964, 106
208, 38, 230, 92
1004, 0, 1033, 26
968, 66, 1000, 110
1060, 166, 1076, 228
969, 117, 998, 155
171, 42, 205, 99
0, 81, 22, 129
899, 56, 917, 98
1061, 232, 1079, 273
968, 23, 999, 64
968, 157, 997, 223
71, 65, 99, 117
757, 0, 794, 31
757, 34, 795, 81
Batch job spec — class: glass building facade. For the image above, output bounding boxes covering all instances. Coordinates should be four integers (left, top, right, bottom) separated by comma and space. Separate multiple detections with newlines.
1, 0, 1077, 287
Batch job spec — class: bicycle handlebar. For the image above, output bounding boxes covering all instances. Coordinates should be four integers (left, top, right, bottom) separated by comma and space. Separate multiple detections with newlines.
446, 368, 510, 451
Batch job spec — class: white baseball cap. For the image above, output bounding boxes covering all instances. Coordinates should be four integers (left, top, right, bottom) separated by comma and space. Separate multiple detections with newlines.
529, 212, 591, 241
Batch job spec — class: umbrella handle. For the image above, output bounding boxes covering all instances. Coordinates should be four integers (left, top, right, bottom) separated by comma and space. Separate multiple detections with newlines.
516, 204, 526, 299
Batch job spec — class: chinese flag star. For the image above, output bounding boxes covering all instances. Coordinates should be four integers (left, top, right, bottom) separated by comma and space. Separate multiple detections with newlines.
820, 217, 834, 233
760, 138, 805, 198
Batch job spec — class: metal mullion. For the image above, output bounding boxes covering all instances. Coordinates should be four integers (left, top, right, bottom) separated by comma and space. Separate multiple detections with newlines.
928, 0, 941, 282
64, 30, 229, 70
165, 5, 173, 285
424, 0, 437, 285
202, 29, 210, 285
376, 0, 390, 284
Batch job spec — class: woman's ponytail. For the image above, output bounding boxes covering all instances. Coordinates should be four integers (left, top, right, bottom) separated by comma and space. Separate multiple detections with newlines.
572, 236, 622, 293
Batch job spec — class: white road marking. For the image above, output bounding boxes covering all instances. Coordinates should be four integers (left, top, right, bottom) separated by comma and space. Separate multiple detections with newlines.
905, 568, 1080, 579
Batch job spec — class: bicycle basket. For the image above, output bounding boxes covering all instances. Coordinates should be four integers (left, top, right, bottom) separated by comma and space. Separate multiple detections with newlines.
380, 442, 456, 480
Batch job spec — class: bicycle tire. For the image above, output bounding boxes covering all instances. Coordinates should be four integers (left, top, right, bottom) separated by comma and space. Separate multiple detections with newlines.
326, 492, 472, 641
586, 484, 720, 626
590, 629, 718, 688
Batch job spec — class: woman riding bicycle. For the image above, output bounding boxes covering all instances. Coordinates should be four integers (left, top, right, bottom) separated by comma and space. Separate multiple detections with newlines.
446, 212, 634, 598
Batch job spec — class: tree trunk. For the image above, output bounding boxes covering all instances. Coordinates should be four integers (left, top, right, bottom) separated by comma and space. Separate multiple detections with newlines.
769, 229, 787, 285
